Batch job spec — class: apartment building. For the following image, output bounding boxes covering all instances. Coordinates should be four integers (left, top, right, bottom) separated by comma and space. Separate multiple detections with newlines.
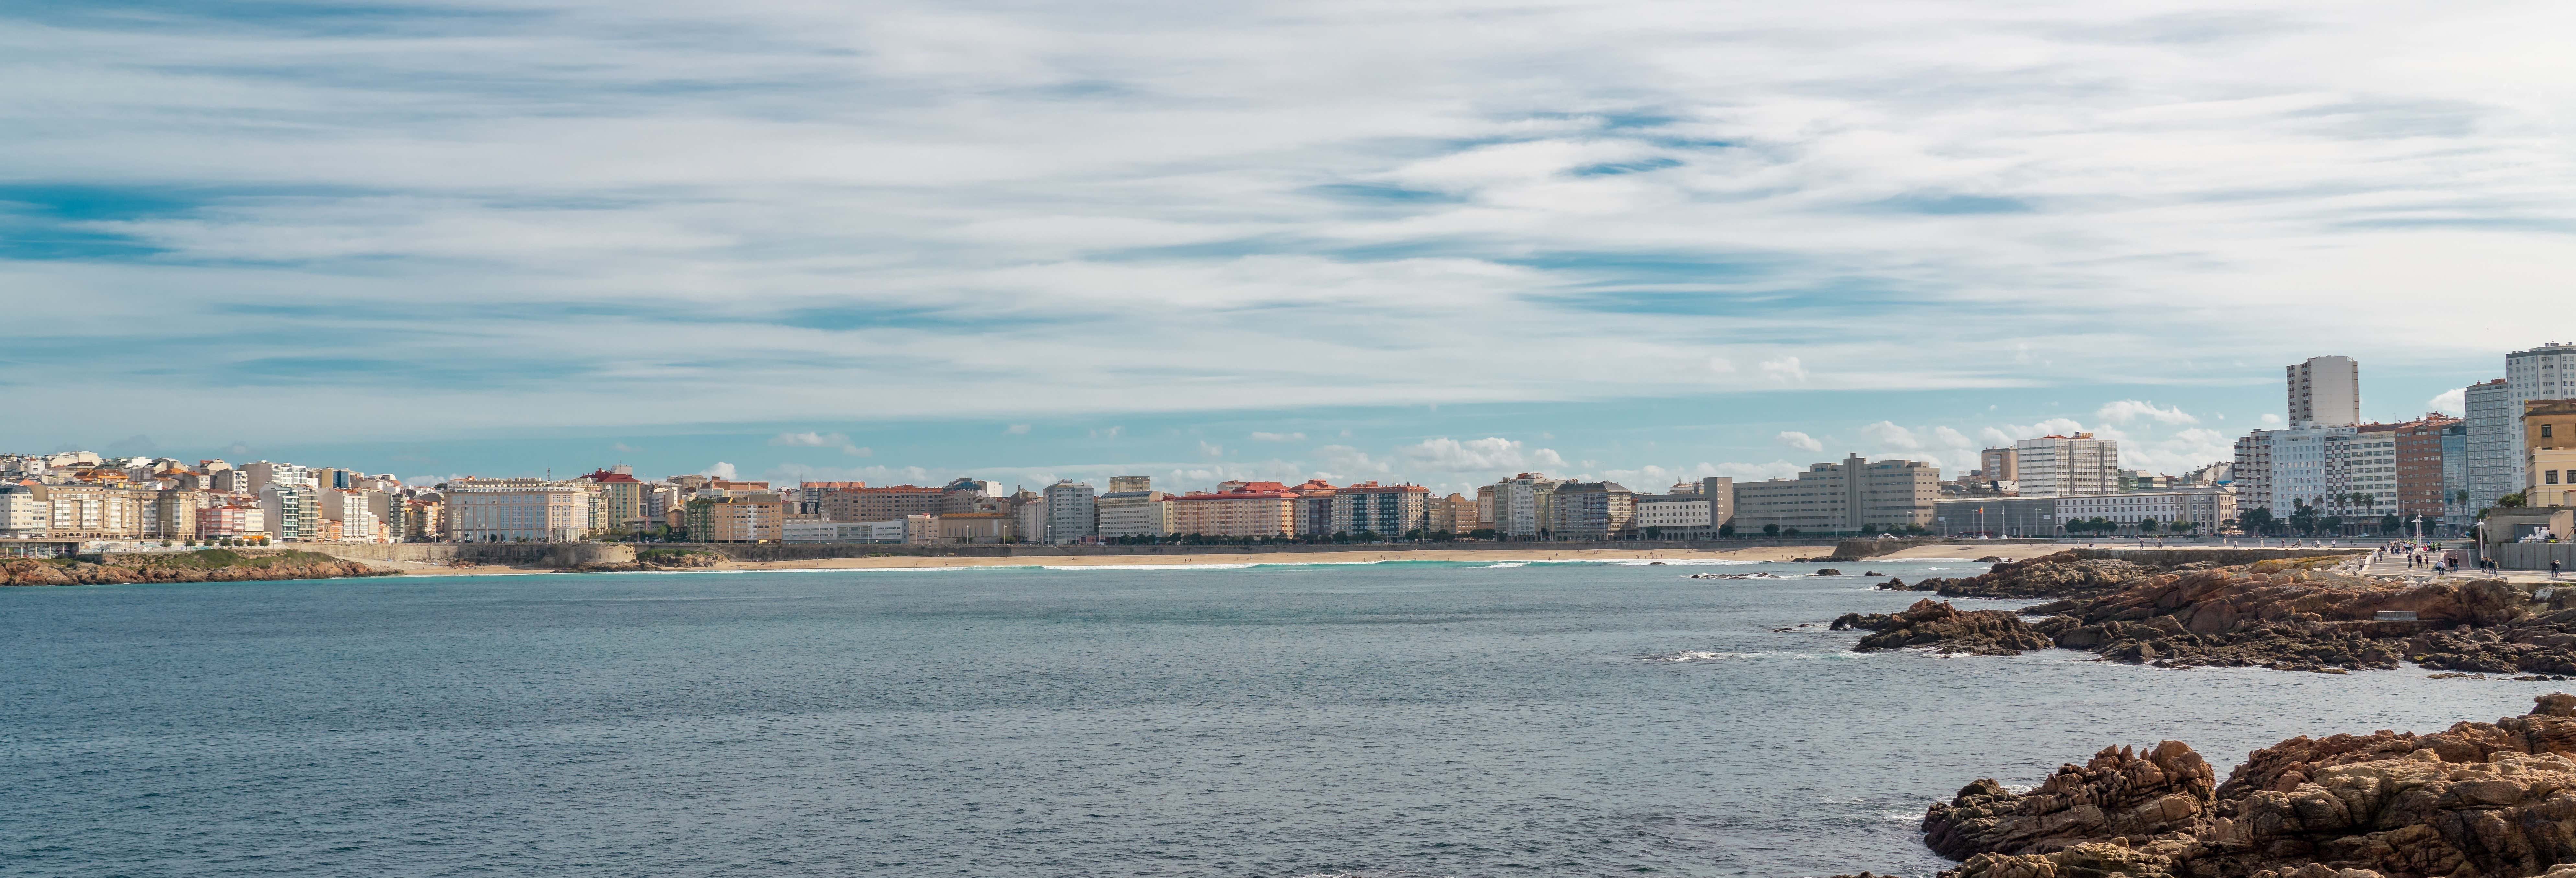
2463, 378, 2516, 511
1732, 454, 1939, 534
2528, 401, 2576, 507
1096, 489, 1172, 538
1546, 482, 1634, 538
259, 483, 321, 542
2013, 434, 2118, 497
1332, 482, 1432, 536
937, 512, 1016, 543
1290, 480, 1338, 536
685, 494, 784, 542
2508, 343, 2576, 492
2329, 427, 2400, 519
1487, 473, 1560, 538
1041, 480, 1097, 543
2390, 416, 2462, 521
833, 485, 943, 521
1634, 491, 1714, 538
1167, 488, 1296, 538
2287, 356, 2361, 428
1107, 476, 1151, 493
1978, 447, 2018, 482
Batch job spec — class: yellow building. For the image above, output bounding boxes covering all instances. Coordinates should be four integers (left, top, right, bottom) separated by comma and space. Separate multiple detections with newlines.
685, 495, 783, 542
2529, 401, 2576, 507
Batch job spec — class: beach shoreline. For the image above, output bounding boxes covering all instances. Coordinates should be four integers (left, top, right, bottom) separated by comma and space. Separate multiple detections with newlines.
391, 542, 2066, 576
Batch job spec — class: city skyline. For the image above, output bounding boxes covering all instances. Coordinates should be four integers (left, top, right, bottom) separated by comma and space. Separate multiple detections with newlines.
7, 3, 2572, 489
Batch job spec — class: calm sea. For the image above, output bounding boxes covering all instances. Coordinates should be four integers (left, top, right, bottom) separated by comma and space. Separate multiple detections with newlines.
2, 558, 2557, 877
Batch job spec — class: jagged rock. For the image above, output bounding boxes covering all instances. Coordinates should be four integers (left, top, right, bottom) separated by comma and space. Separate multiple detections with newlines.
1819, 568, 1845, 576
1837, 599, 2055, 655
1924, 740, 2214, 859
1974, 555, 2004, 563
1844, 695, 2576, 878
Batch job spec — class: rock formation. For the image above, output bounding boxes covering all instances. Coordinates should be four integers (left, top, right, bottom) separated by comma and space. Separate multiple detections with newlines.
1845, 695, 2576, 878
1880, 551, 2159, 600
0, 550, 391, 586
1833, 599, 2055, 656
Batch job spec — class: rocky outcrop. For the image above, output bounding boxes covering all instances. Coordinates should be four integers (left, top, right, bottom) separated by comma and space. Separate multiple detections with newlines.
1882, 552, 2159, 600
0, 550, 391, 586
1923, 740, 2214, 859
1834, 599, 2056, 656
1845, 558, 2556, 674
1848, 696, 2576, 878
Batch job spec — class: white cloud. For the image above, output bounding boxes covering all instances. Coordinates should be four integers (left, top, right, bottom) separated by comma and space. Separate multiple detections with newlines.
1400, 437, 1564, 473
8, 1, 2573, 446
1775, 430, 1825, 453
1199, 440, 1224, 458
1858, 421, 1920, 450
1710, 461, 1802, 481
1249, 431, 1306, 442
1314, 444, 1391, 476
1759, 356, 1809, 385
2094, 400, 2199, 426
770, 431, 870, 456
611, 442, 641, 453
1005, 424, 1032, 435
700, 462, 739, 480
2260, 414, 2285, 427
2428, 388, 2466, 416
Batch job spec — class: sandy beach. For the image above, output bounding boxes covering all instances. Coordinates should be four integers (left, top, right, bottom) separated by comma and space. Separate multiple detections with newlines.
658, 542, 2062, 574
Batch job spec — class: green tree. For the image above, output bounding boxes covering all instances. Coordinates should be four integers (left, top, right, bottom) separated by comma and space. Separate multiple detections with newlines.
1644, 526, 1662, 540
1781, 527, 1801, 537
2289, 500, 2320, 535
2238, 507, 2276, 535
1762, 523, 1780, 537
2137, 518, 2158, 534
2500, 492, 2529, 509
1718, 521, 1736, 537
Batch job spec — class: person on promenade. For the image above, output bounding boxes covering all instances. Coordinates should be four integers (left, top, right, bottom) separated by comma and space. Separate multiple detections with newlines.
2554, 559, 2564, 579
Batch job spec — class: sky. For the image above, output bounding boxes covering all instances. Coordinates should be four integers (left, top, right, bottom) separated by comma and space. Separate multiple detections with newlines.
4, 1, 2571, 495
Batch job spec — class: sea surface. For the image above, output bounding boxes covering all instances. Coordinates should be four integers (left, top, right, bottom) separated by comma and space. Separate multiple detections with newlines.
4, 558, 2564, 877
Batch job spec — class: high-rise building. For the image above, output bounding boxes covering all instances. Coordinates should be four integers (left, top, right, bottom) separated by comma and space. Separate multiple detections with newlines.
2527, 400, 2576, 507
1485, 473, 1561, 538
1107, 476, 1152, 493
1041, 480, 1097, 543
1331, 482, 1432, 536
2287, 355, 2361, 428
2464, 378, 2516, 511
2012, 434, 2118, 497
2506, 343, 2576, 494
2440, 421, 2470, 529
2331, 426, 2400, 522
1546, 482, 1635, 538
2388, 416, 2461, 523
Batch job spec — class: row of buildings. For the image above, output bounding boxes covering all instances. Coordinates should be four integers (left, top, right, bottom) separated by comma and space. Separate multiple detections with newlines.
10, 345, 2573, 546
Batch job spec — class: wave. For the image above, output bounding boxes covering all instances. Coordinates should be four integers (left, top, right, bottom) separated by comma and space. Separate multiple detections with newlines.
1482, 562, 1529, 568
1037, 560, 1398, 571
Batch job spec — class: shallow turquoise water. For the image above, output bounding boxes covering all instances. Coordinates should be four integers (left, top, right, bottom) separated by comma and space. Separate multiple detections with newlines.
2, 558, 2560, 877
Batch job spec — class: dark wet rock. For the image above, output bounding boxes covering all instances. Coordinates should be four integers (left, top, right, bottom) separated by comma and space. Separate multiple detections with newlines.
1818, 568, 1844, 576
1837, 599, 2054, 656
1846, 696, 2576, 878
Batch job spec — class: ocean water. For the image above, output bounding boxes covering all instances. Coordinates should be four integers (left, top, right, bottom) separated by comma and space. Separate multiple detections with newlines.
4, 559, 2563, 878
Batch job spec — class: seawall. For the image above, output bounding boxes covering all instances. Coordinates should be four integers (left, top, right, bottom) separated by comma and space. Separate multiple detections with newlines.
280, 542, 635, 567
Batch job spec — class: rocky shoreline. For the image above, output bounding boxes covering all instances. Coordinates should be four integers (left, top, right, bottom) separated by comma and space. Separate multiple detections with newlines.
1837, 694, 2576, 878
1834, 552, 2576, 676
0, 549, 396, 586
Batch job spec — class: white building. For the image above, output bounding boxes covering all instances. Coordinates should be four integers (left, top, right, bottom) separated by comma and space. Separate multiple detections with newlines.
1042, 480, 1097, 544
1487, 473, 1561, 537
1096, 489, 1172, 538
2326, 428, 2399, 520
444, 478, 595, 542
258, 483, 320, 542
2287, 355, 2361, 428
2055, 486, 2236, 530
2506, 343, 2576, 496
2013, 434, 2119, 497
0, 484, 46, 537
1634, 492, 1715, 538
782, 519, 911, 543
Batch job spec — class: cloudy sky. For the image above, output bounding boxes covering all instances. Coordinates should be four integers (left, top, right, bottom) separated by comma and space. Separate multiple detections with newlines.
5, 1, 2569, 493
